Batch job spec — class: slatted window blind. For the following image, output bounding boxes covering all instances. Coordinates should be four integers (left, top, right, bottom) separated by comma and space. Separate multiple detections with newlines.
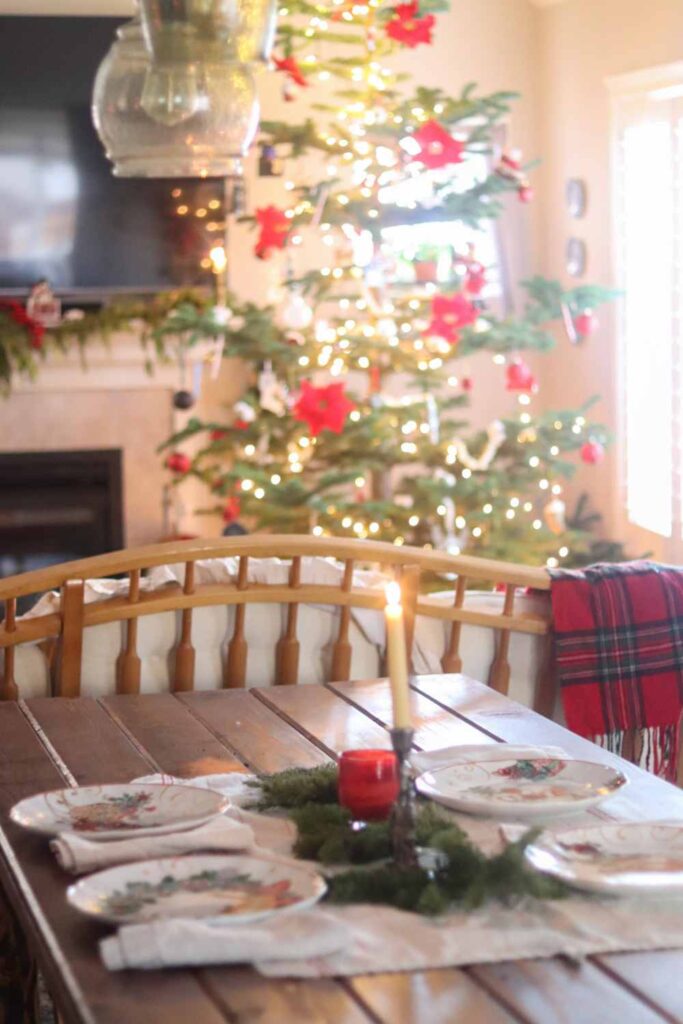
611, 66, 683, 541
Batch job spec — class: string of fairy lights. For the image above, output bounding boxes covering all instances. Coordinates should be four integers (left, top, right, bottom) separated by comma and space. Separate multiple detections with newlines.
165, 0, 597, 566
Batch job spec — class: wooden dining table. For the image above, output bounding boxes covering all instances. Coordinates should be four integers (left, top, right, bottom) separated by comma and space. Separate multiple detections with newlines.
1, 674, 683, 1024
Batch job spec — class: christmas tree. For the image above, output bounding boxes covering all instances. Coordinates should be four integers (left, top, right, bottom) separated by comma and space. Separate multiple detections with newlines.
160, 0, 616, 568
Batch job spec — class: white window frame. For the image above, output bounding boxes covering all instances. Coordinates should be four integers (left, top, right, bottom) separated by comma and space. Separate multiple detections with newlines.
609, 63, 683, 562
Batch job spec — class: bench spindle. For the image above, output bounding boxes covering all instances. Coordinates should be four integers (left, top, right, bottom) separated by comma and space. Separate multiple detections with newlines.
330, 558, 354, 682
442, 574, 467, 673
225, 556, 249, 688
0, 599, 19, 701
173, 561, 196, 692
276, 556, 301, 685
116, 569, 142, 694
57, 579, 85, 697
488, 583, 516, 695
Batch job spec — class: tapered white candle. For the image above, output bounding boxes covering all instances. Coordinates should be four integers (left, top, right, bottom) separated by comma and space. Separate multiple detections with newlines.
384, 581, 412, 729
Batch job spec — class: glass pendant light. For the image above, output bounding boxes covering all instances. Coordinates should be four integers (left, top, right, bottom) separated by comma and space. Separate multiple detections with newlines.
92, 0, 276, 178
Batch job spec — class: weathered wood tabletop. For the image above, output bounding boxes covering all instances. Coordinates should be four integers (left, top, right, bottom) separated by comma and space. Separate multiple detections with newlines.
1, 675, 683, 1024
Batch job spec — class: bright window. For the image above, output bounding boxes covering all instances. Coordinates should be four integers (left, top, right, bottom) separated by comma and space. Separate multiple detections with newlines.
611, 65, 683, 540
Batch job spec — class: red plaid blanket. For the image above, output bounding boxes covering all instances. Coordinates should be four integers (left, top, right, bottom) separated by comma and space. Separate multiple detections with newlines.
550, 561, 683, 781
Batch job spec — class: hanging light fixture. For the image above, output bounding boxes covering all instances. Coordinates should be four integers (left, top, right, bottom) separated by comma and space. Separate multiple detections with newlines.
92, 0, 277, 178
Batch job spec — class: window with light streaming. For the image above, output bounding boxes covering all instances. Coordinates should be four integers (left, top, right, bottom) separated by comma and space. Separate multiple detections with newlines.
612, 70, 683, 539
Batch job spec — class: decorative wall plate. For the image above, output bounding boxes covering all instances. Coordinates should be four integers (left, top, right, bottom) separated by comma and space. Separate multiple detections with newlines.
566, 237, 587, 277
67, 853, 327, 925
10, 784, 228, 840
525, 823, 683, 894
566, 178, 587, 218
416, 757, 626, 819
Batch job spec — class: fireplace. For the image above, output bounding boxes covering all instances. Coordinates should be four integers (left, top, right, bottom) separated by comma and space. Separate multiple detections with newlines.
0, 450, 124, 593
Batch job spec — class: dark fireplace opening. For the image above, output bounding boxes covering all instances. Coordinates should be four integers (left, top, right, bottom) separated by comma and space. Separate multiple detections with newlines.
0, 450, 124, 606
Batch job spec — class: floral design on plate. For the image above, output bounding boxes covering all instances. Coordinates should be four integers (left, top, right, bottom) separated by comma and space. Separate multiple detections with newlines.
105, 868, 299, 918
494, 758, 564, 781
66, 792, 155, 833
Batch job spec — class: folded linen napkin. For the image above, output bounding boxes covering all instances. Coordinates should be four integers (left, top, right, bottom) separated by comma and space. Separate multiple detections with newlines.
411, 743, 567, 775
52, 814, 256, 875
100, 910, 350, 971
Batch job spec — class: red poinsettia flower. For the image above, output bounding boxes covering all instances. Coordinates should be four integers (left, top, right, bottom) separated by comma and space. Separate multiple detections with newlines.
293, 381, 355, 437
273, 55, 309, 88
385, 2, 435, 47
505, 358, 538, 393
426, 293, 478, 344
0, 299, 45, 349
412, 121, 465, 170
166, 451, 192, 474
254, 205, 290, 260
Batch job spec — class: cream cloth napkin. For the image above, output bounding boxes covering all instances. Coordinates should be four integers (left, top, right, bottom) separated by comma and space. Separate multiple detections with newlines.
100, 910, 351, 971
52, 814, 256, 875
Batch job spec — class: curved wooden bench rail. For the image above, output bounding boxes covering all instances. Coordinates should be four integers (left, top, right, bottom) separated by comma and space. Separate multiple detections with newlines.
0, 536, 552, 705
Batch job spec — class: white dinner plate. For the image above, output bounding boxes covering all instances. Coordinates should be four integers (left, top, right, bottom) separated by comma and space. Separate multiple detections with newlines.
525, 823, 683, 895
416, 756, 626, 820
10, 783, 228, 840
67, 853, 327, 925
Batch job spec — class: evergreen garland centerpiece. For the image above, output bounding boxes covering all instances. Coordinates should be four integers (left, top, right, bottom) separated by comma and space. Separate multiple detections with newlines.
248, 764, 567, 915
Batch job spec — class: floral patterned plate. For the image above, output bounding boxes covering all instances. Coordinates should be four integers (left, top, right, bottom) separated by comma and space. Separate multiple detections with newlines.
525, 823, 683, 894
67, 853, 327, 925
415, 757, 627, 819
10, 784, 228, 840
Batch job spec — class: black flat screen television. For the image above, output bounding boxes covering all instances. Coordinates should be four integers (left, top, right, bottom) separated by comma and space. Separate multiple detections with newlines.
0, 16, 224, 297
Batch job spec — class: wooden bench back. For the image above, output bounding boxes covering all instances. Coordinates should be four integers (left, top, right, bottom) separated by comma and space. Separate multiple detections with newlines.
0, 536, 551, 704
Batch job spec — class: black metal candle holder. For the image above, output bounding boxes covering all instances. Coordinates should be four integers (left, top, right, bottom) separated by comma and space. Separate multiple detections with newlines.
389, 726, 418, 869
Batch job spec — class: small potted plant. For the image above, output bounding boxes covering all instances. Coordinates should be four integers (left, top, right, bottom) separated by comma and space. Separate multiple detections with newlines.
412, 244, 441, 283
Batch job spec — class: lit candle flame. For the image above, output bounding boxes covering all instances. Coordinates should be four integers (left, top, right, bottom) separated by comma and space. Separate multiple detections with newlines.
385, 581, 402, 608
209, 245, 227, 275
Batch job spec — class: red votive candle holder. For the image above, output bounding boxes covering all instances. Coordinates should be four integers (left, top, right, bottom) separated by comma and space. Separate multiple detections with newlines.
338, 749, 400, 821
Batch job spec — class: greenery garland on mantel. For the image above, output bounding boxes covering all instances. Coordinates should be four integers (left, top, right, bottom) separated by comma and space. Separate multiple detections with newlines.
248, 765, 567, 915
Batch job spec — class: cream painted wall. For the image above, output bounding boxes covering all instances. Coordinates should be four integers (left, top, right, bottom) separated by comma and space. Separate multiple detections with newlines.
537, 0, 683, 557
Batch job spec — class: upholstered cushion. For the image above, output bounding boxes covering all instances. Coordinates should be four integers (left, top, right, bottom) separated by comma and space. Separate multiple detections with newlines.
11, 556, 548, 709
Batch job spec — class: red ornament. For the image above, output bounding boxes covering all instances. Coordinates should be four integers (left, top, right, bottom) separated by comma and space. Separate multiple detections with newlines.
461, 376, 474, 392
166, 452, 192, 474
369, 365, 382, 393
234, 419, 250, 431
254, 205, 290, 260
273, 55, 309, 88
210, 429, 229, 442
426, 293, 478, 344
412, 120, 465, 170
293, 381, 355, 437
505, 358, 538, 393
0, 299, 45, 350
385, 1, 435, 47
580, 440, 605, 465
574, 309, 599, 338
518, 183, 534, 203
222, 497, 242, 523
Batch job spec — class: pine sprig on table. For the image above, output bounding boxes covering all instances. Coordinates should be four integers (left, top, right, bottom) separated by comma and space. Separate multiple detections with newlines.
248, 767, 569, 915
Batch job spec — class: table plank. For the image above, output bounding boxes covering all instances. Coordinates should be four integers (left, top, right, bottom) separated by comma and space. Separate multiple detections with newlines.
256, 684, 391, 757
327, 677, 498, 750
596, 951, 683, 1022
0, 703, 229, 1024
180, 690, 330, 772
101, 694, 246, 777
25, 698, 153, 785
468, 958, 672, 1024
347, 971, 520, 1023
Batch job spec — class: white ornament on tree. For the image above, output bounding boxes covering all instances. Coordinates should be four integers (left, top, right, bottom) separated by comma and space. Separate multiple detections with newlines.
279, 289, 313, 330
258, 360, 288, 416
449, 420, 506, 472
